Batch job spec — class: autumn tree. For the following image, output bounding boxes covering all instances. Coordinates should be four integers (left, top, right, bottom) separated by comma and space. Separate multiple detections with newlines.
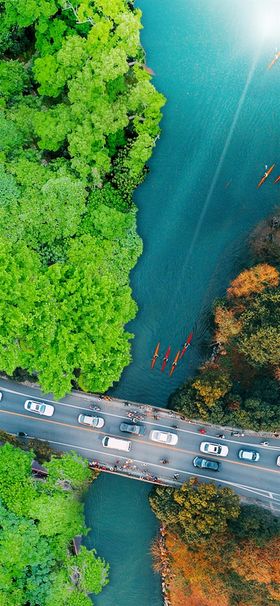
227, 263, 279, 299
149, 478, 240, 545
214, 304, 242, 344
192, 363, 232, 409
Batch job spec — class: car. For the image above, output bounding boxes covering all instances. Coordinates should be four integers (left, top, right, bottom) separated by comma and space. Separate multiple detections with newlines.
0, 392, 3, 401
200, 441, 229, 457
149, 430, 178, 445
119, 422, 146, 435
24, 400, 54, 417
276, 455, 280, 467
238, 449, 260, 462
78, 414, 104, 429
193, 456, 220, 471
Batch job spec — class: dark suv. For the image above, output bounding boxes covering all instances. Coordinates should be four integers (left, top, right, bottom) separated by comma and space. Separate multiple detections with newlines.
119, 422, 146, 435
193, 456, 220, 471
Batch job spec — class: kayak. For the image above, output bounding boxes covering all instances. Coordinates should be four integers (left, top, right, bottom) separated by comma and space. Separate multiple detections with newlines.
274, 175, 280, 184
180, 332, 193, 359
151, 342, 160, 369
257, 164, 275, 189
169, 350, 180, 377
161, 345, 171, 372
267, 51, 280, 70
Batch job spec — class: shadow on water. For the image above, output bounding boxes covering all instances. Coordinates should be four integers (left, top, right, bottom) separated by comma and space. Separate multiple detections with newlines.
85, 1, 280, 604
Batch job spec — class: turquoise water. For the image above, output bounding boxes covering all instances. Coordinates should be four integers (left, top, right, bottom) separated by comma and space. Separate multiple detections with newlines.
85, 1, 280, 604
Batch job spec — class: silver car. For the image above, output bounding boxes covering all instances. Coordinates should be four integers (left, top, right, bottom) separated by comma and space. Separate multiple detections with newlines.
149, 430, 178, 445
238, 449, 260, 462
200, 442, 229, 457
78, 414, 104, 429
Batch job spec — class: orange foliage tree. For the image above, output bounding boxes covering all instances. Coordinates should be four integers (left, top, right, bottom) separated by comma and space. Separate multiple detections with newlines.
227, 263, 279, 299
166, 532, 230, 606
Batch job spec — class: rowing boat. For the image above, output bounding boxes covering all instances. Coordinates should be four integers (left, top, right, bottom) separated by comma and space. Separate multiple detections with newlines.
161, 346, 171, 372
169, 350, 180, 377
180, 332, 193, 359
257, 164, 275, 189
267, 51, 280, 70
274, 175, 280, 184
151, 342, 160, 369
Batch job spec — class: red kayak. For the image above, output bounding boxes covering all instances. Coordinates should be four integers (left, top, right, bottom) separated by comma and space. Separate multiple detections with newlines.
274, 175, 280, 184
169, 350, 180, 377
161, 346, 171, 372
180, 332, 193, 359
257, 164, 275, 189
151, 342, 160, 369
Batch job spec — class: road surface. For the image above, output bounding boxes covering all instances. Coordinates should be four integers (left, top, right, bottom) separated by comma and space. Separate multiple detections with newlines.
0, 378, 279, 511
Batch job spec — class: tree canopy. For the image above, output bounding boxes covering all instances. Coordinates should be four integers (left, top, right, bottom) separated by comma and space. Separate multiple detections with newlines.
0, 0, 165, 396
150, 477, 240, 545
0, 444, 108, 605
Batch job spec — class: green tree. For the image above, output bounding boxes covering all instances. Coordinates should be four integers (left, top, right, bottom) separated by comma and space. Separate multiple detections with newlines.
34, 104, 72, 151
0, 444, 36, 516
229, 505, 280, 546
0, 60, 28, 100
3, 0, 57, 29
69, 546, 109, 594
45, 452, 93, 491
238, 290, 280, 366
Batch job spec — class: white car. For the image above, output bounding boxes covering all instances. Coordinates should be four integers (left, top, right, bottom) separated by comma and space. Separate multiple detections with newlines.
200, 441, 229, 457
149, 430, 178, 445
78, 414, 104, 429
24, 400, 54, 417
276, 455, 280, 467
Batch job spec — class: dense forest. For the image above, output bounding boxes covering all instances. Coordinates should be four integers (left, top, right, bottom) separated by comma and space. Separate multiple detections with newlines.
0, 443, 108, 605
0, 0, 165, 397
171, 209, 280, 431
150, 479, 280, 606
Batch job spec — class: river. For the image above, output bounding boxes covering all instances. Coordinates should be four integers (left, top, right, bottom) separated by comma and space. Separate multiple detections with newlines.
84, 1, 280, 604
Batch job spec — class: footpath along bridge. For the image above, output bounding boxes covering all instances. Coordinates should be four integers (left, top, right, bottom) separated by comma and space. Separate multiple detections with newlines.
0, 378, 279, 511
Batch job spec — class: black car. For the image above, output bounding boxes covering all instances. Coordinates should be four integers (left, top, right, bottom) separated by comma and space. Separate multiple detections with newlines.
119, 422, 146, 435
193, 456, 220, 471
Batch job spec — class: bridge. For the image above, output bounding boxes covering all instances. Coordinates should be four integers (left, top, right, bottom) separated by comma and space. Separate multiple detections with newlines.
0, 378, 279, 511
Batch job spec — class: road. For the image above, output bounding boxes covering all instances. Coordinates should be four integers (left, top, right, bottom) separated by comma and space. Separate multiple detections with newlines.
0, 378, 279, 511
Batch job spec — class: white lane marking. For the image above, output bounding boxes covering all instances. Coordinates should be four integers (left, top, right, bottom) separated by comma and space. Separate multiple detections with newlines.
2, 386, 280, 451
